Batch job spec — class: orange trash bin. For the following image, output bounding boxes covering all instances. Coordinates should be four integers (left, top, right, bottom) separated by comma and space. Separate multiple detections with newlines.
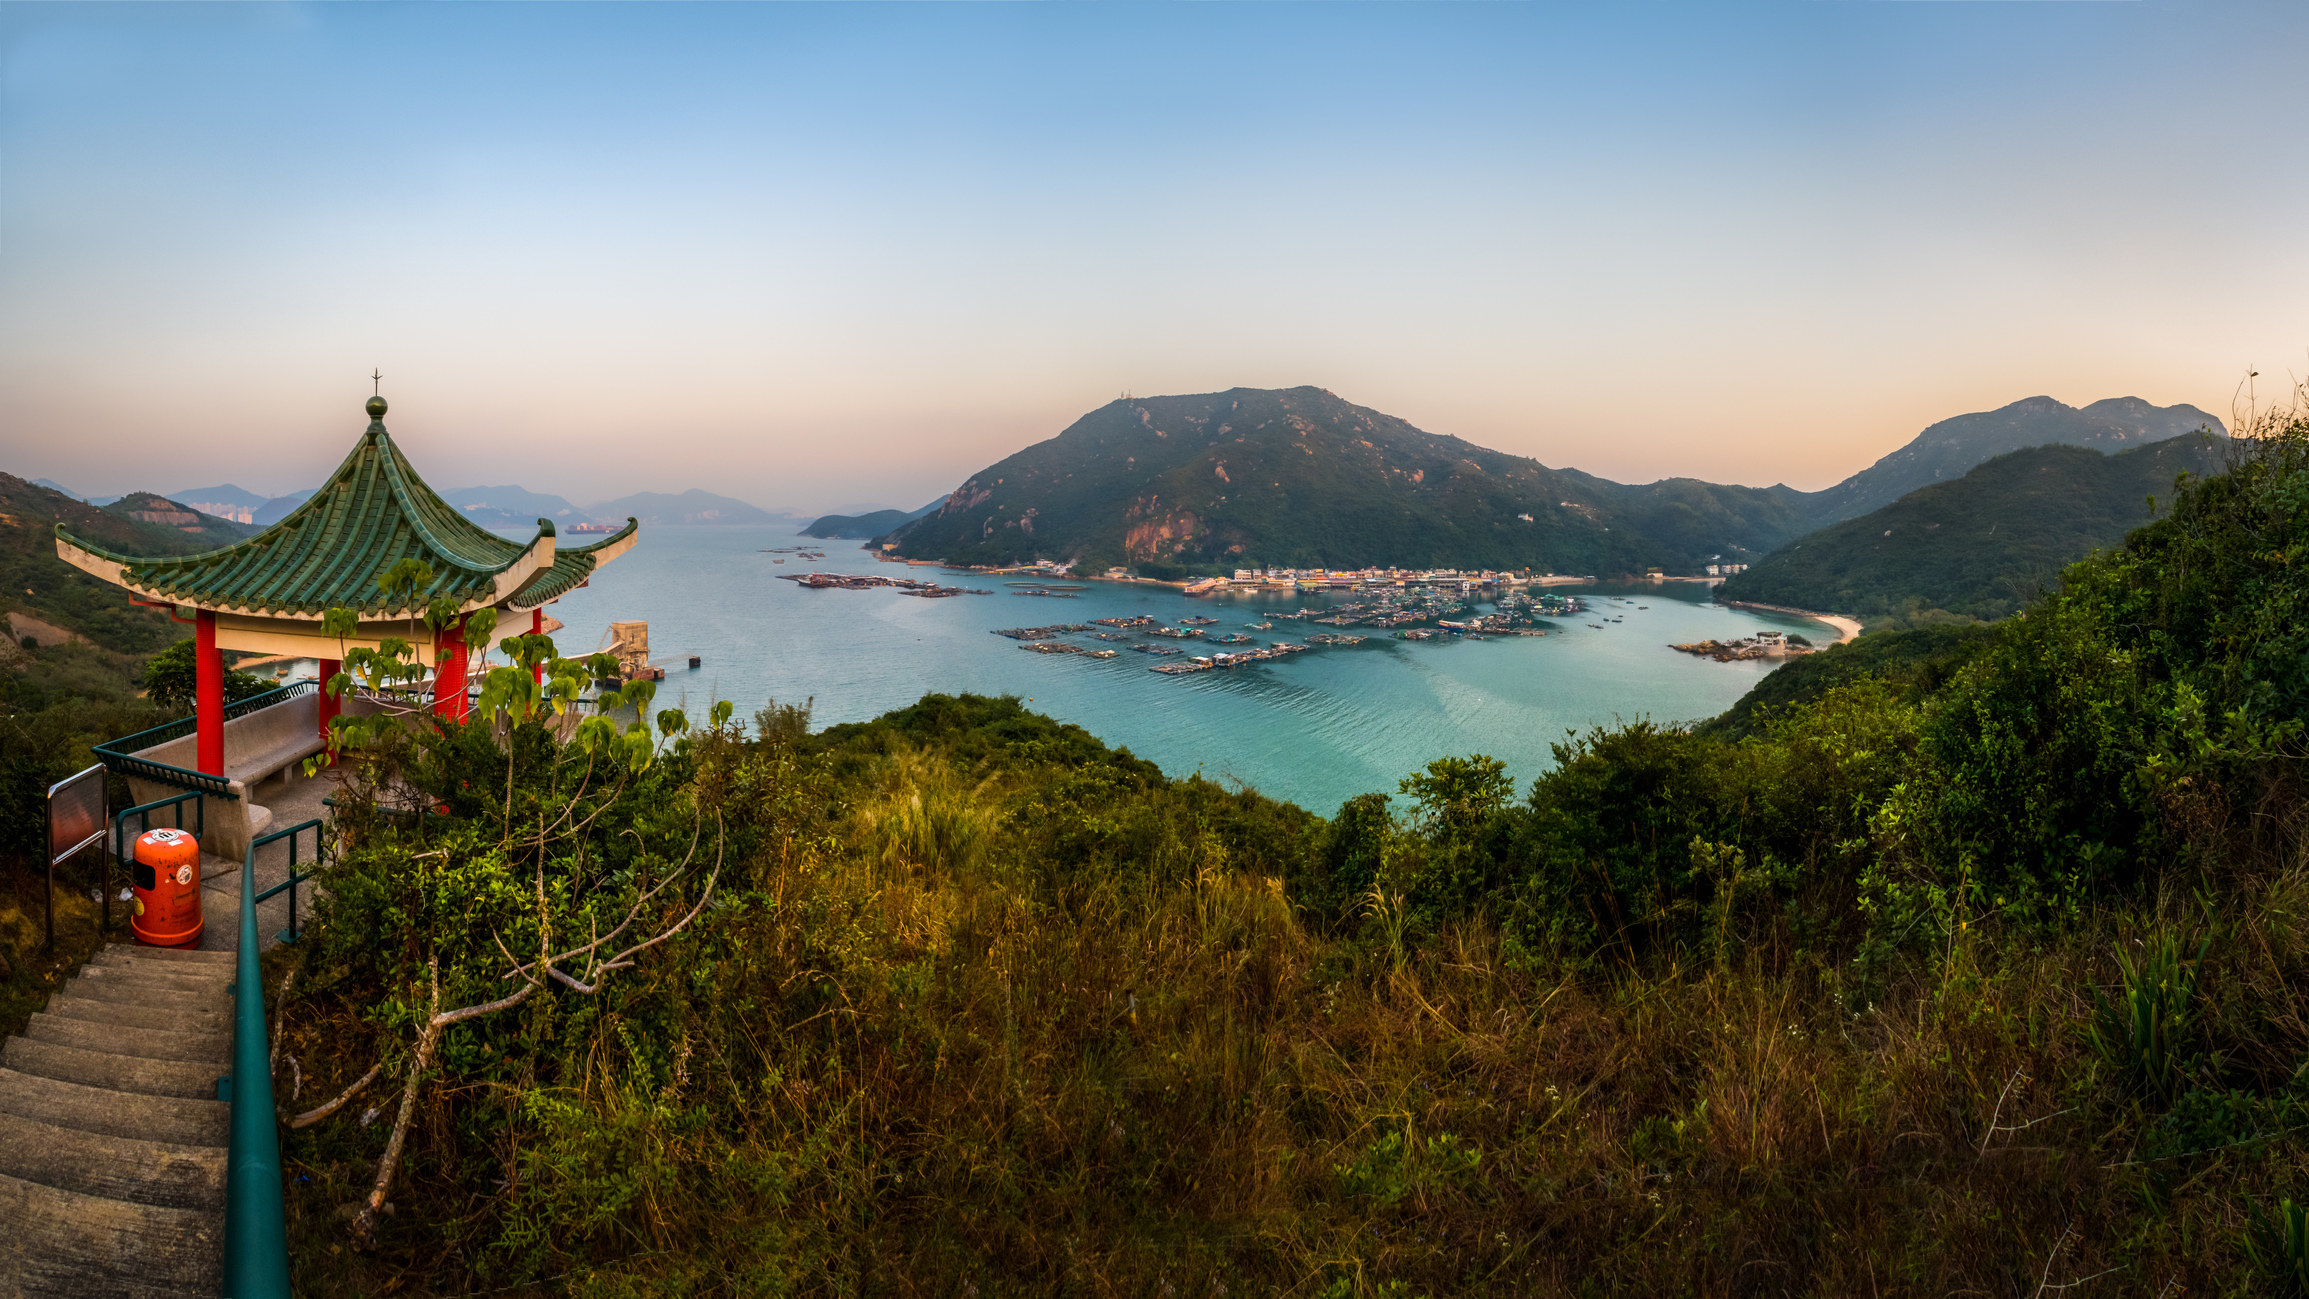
130, 827, 205, 949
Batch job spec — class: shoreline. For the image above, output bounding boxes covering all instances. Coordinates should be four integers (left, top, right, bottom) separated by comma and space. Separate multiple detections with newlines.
1717, 599, 1862, 646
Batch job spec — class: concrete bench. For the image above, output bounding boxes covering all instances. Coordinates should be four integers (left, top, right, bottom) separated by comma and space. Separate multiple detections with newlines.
121, 690, 380, 861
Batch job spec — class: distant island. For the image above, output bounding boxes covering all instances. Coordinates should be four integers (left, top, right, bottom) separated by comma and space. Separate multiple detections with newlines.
802, 499, 941, 539
878, 386, 2223, 579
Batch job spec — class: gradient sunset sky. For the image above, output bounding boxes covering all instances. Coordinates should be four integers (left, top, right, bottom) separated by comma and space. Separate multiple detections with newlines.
3, 1, 2303, 513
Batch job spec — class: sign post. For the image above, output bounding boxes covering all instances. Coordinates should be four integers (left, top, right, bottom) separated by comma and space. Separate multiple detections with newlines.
46, 764, 106, 952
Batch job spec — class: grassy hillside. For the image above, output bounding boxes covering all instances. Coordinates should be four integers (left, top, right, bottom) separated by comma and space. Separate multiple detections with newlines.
889, 386, 1811, 574
261, 400, 2309, 1295
1696, 622, 2000, 739
1802, 394, 2223, 524
1718, 432, 2230, 624
0, 472, 222, 654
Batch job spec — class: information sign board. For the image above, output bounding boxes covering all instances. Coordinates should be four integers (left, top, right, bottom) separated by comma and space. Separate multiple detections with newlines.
48, 763, 106, 865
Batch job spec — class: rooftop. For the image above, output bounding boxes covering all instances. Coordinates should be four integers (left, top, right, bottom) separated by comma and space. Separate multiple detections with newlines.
56, 395, 635, 619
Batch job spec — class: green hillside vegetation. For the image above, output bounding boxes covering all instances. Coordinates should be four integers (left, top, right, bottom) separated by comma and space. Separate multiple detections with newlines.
0, 476, 206, 996
245, 400, 2309, 1294
1695, 622, 2000, 740
888, 386, 1813, 575
0, 473, 223, 654
1801, 394, 2223, 524
1719, 432, 2230, 626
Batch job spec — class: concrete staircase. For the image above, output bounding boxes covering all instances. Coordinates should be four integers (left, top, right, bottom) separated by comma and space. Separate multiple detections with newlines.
0, 944, 231, 1297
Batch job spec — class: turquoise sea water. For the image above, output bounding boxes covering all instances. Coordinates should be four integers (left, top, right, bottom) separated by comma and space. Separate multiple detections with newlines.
541, 526, 1822, 814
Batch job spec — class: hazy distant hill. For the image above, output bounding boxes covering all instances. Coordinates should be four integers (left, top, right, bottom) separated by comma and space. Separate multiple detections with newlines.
168, 483, 270, 522
1719, 432, 2230, 624
440, 484, 591, 529
252, 490, 315, 526
803, 500, 941, 540
1802, 396, 2223, 525
103, 492, 263, 544
886, 386, 1810, 574
0, 474, 218, 653
588, 489, 790, 527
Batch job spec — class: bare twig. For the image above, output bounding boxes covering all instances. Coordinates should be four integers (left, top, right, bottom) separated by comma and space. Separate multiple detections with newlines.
2030, 1221, 2075, 1299
1980, 1067, 2028, 1157
291, 1060, 383, 1129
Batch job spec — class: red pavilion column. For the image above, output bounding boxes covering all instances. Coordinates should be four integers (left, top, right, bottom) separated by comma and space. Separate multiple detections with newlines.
194, 610, 225, 775
433, 621, 470, 722
530, 608, 545, 687
316, 657, 342, 757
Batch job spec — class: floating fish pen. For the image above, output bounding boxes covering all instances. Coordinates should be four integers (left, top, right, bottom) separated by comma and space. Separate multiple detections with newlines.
991, 624, 1092, 640
1179, 616, 1219, 626
1125, 643, 1185, 656
1304, 633, 1367, 646
1395, 629, 1439, 640
1148, 643, 1311, 675
1092, 615, 1157, 629
1146, 626, 1205, 639
1206, 633, 1257, 644
1018, 641, 1117, 658
782, 571, 981, 595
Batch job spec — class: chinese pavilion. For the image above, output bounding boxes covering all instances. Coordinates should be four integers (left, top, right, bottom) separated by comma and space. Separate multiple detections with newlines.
57, 393, 637, 781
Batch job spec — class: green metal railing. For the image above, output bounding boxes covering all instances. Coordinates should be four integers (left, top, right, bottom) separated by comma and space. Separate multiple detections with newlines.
223, 817, 323, 1297
91, 680, 317, 798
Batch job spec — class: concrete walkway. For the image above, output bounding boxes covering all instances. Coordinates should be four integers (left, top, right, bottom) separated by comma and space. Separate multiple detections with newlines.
196, 766, 337, 955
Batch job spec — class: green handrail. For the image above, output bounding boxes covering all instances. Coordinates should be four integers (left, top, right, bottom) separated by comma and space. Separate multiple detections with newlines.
223, 818, 322, 1297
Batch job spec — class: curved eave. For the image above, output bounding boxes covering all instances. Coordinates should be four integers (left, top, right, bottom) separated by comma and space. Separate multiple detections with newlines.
505, 518, 638, 612
56, 521, 562, 622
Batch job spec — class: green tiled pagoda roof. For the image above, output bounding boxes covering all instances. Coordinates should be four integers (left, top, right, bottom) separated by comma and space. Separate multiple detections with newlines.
55, 400, 636, 618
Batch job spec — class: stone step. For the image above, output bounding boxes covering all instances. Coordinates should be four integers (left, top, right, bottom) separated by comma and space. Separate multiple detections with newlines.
85, 953, 232, 990
0, 1169, 219, 1297
93, 947, 233, 977
0, 1038, 223, 1102
98, 942, 232, 967
40, 994, 228, 1037
0, 1068, 227, 1148
63, 973, 229, 1014
23, 1013, 228, 1066
0, 1108, 224, 1212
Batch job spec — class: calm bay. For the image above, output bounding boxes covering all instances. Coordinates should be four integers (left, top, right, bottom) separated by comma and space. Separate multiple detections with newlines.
542, 526, 1822, 814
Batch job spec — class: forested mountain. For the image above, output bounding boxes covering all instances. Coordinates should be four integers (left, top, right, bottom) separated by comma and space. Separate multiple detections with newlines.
1800, 395, 2222, 524
802, 500, 940, 539
0, 474, 215, 652
886, 386, 1812, 574
1718, 432, 2230, 623
101, 492, 262, 543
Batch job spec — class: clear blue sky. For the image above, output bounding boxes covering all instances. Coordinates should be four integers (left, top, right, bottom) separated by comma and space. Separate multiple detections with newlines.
3, 1, 2303, 511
